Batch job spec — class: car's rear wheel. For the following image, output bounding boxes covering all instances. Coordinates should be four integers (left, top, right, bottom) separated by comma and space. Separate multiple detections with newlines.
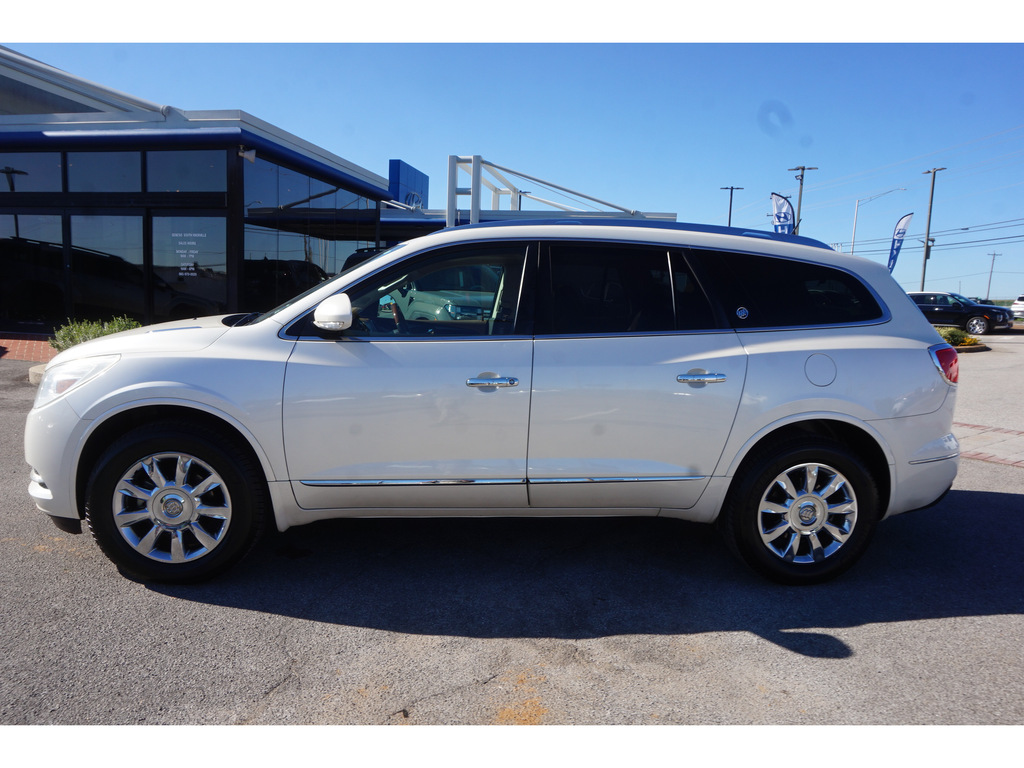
84, 421, 267, 583
719, 437, 879, 585
965, 315, 989, 335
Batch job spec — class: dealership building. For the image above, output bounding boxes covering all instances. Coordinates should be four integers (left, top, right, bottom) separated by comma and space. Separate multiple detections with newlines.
1, 46, 671, 334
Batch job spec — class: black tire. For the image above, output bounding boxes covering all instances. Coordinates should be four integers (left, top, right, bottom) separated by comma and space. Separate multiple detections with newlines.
84, 421, 268, 583
964, 315, 989, 335
718, 437, 879, 585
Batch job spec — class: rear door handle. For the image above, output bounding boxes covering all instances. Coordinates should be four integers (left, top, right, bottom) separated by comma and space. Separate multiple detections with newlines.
467, 376, 519, 388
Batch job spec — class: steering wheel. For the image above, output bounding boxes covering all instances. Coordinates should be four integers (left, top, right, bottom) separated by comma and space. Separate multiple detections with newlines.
391, 300, 409, 334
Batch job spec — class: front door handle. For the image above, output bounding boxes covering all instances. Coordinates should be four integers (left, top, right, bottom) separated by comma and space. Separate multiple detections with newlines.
467, 376, 519, 388
677, 373, 727, 384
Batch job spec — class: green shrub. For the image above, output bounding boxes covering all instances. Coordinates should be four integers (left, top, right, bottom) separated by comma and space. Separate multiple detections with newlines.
936, 327, 979, 347
50, 316, 142, 353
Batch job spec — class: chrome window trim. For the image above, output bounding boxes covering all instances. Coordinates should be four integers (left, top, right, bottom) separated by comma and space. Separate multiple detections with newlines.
288, 333, 536, 344
731, 316, 893, 333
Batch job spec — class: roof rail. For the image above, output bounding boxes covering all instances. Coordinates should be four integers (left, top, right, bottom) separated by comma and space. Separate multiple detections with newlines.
458, 218, 835, 250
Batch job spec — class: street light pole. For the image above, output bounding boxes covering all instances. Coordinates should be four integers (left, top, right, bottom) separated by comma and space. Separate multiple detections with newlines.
787, 166, 817, 235
720, 186, 743, 227
919, 167, 946, 291
850, 187, 905, 254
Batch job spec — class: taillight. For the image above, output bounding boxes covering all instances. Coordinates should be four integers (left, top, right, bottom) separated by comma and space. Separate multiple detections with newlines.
930, 344, 959, 384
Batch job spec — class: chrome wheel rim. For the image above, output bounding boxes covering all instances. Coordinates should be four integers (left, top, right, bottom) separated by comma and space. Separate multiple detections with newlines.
111, 452, 232, 563
757, 462, 857, 564
966, 317, 987, 335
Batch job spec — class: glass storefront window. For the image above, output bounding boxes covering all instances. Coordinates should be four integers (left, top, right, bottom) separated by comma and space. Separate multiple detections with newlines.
1, 214, 64, 328
309, 179, 337, 209
242, 157, 377, 311
244, 157, 279, 211
147, 150, 227, 192
2, 146, 382, 330
70, 215, 145, 322
152, 217, 228, 321
279, 165, 310, 209
244, 227, 329, 312
67, 152, 142, 192
0, 153, 62, 192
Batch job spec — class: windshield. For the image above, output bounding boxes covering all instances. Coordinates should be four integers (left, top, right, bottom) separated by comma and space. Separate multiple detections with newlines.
240, 244, 405, 325
949, 292, 977, 305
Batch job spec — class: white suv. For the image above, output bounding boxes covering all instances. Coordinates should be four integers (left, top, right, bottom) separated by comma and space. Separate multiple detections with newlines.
25, 221, 960, 585
1012, 294, 1024, 319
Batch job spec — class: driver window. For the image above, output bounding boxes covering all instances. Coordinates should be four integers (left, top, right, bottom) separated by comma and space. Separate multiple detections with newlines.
343, 244, 528, 337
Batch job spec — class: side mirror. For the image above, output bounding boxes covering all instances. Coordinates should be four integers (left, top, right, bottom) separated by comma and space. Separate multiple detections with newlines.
313, 293, 354, 332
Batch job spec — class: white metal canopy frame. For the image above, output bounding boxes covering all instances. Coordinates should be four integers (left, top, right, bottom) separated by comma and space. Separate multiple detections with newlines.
445, 154, 669, 227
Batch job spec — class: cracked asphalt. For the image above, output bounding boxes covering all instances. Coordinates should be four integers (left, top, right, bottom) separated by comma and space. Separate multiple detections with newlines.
2, 333, 1023, 729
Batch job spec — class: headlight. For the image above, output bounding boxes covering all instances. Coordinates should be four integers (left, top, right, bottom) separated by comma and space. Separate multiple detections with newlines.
34, 355, 120, 409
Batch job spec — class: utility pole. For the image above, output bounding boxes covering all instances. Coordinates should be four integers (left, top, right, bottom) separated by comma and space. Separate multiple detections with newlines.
986, 253, 1000, 301
919, 167, 946, 291
788, 166, 817, 235
720, 186, 743, 227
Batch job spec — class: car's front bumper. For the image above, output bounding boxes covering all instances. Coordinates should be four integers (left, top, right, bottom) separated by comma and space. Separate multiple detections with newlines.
25, 395, 87, 523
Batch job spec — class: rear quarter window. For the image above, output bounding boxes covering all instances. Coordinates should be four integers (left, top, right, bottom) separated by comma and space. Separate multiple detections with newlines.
691, 249, 884, 328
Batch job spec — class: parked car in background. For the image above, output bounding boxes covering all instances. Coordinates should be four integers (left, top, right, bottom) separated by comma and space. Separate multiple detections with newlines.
1012, 294, 1024, 319
907, 291, 1014, 335
26, 221, 960, 587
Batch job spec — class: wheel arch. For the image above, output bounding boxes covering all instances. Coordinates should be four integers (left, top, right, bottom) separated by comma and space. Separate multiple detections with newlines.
75, 404, 273, 521
724, 418, 892, 519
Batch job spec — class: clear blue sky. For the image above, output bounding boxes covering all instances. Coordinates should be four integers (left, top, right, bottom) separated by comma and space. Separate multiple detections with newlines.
7, 39, 1024, 299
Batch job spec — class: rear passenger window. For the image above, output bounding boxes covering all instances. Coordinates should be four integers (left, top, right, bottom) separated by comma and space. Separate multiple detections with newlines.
692, 249, 883, 328
536, 243, 715, 335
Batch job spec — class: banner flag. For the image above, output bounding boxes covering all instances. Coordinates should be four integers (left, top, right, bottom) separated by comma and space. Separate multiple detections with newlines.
887, 213, 914, 273
771, 193, 794, 235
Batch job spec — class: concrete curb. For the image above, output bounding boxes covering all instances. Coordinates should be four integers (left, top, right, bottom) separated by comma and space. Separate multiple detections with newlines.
29, 364, 46, 386
955, 344, 990, 353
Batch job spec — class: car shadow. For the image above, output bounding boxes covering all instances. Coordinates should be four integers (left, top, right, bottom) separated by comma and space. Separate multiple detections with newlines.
148, 488, 1024, 658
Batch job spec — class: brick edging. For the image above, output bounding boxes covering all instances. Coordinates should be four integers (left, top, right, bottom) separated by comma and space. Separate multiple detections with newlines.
954, 422, 1024, 437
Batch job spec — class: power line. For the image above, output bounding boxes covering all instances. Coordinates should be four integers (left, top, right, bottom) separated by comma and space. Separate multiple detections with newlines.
853, 235, 1024, 257
834, 216, 1024, 250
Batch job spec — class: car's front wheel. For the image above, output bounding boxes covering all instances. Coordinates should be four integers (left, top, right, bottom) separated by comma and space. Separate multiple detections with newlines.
964, 315, 989, 335
84, 421, 267, 583
719, 437, 879, 585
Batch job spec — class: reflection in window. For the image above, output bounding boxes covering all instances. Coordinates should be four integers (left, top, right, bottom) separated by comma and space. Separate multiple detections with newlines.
343, 245, 527, 337
0, 153, 62, 192
540, 245, 683, 335
67, 152, 142, 192
152, 217, 228, 321
242, 227, 329, 313
0, 214, 64, 327
670, 254, 716, 330
309, 178, 337, 209
147, 150, 226, 192
244, 157, 279, 211
70, 215, 145, 322
242, 157, 378, 311
279, 166, 310, 209
695, 249, 883, 328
